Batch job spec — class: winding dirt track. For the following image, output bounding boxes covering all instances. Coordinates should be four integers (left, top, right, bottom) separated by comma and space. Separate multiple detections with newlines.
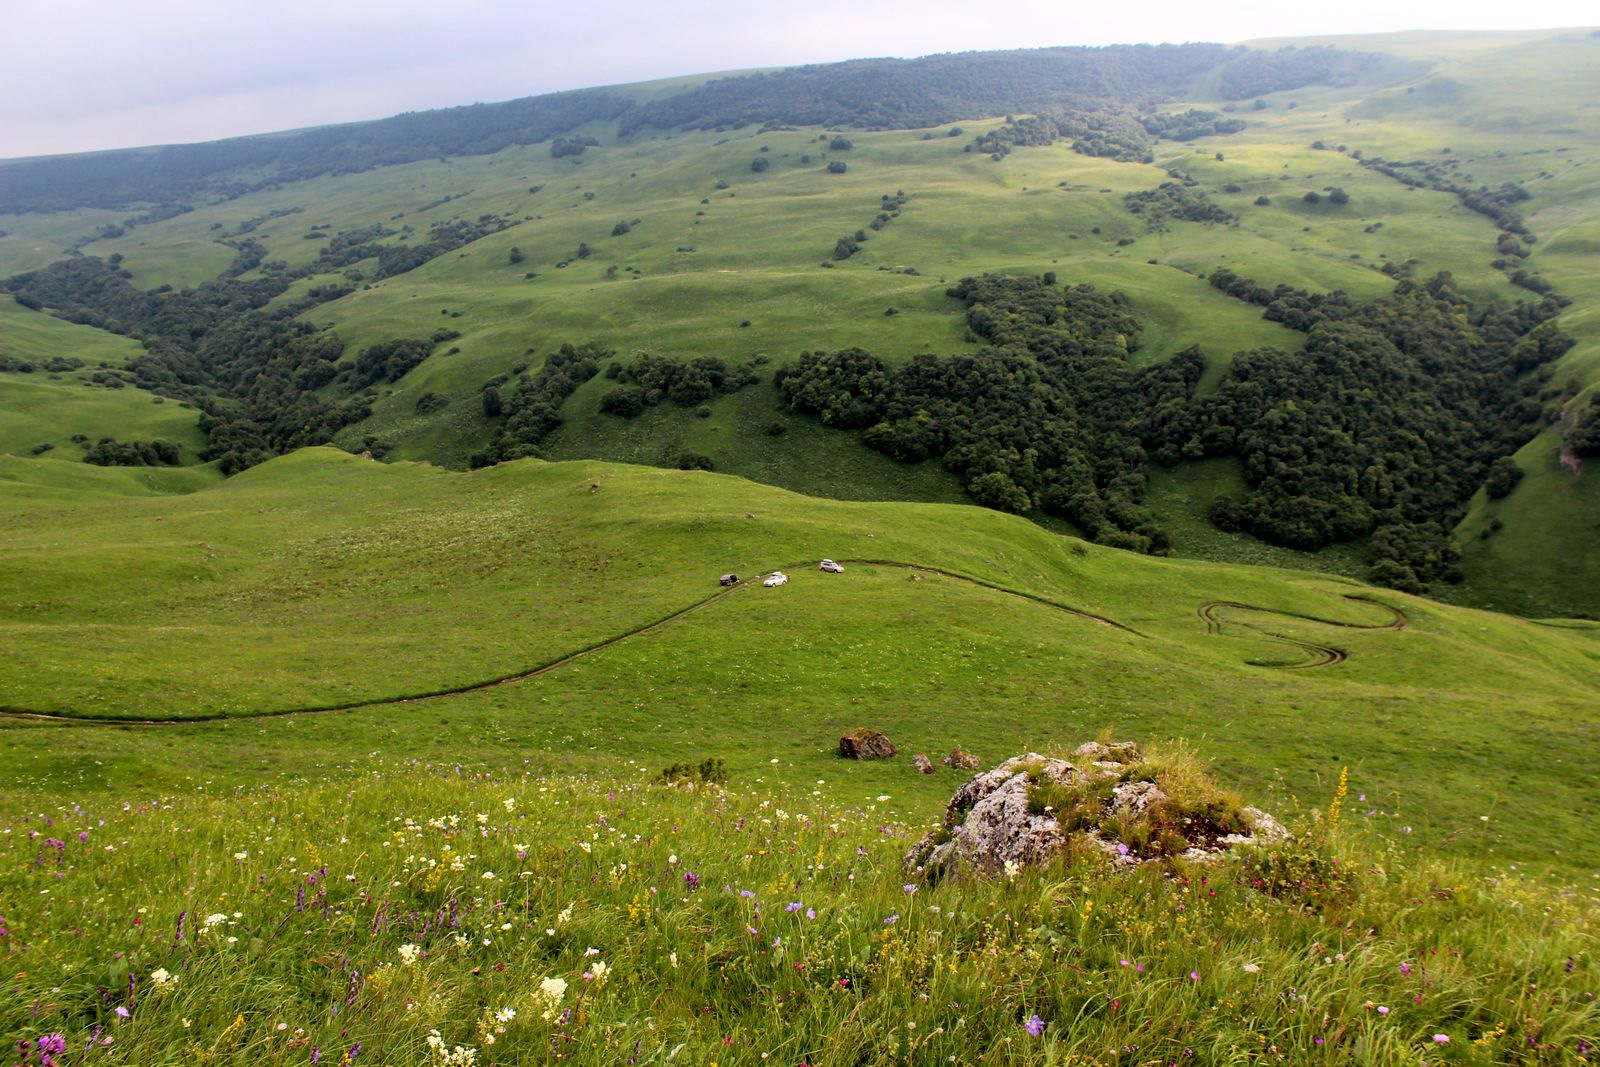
0, 559, 1140, 727
1197, 595, 1407, 669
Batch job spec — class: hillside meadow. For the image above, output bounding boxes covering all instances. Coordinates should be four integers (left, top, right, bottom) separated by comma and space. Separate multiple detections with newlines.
2, 450, 1596, 878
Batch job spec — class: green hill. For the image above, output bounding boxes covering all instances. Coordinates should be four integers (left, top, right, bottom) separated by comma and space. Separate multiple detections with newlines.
3, 30, 1600, 616
3, 449, 1596, 873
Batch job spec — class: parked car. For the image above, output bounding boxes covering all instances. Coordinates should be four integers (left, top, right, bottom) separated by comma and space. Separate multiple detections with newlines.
763, 571, 789, 587
819, 559, 844, 573
719, 573, 739, 586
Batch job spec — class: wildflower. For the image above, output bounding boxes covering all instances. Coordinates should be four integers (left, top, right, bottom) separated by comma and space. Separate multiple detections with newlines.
1189, 971, 1199, 981
806, 908, 816, 920
668, 854, 679, 865
1003, 859, 1021, 881
149, 967, 178, 992
669, 951, 678, 968
885, 914, 899, 925
203, 913, 229, 928
503, 797, 516, 813
577, 841, 591, 854
1399, 962, 1412, 976
535, 977, 567, 1020
1433, 1034, 1450, 1044
684, 871, 701, 890
785, 902, 803, 912
1241, 963, 1261, 974
1377, 1005, 1390, 1015
1024, 1015, 1046, 1037
233, 851, 248, 860
494, 1008, 516, 1024
903, 884, 917, 894
557, 905, 573, 925
877, 795, 891, 802
585, 960, 609, 985
398, 943, 421, 966
584, 946, 600, 957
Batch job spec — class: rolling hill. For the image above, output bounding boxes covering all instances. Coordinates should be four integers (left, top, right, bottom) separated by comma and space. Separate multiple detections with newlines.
2, 30, 1599, 619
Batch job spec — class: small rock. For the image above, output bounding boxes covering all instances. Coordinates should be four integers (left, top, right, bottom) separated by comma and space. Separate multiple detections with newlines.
838, 728, 897, 760
913, 752, 935, 774
943, 748, 981, 770
1074, 741, 1141, 761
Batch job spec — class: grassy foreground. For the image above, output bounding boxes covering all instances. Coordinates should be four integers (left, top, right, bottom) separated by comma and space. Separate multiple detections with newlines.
1, 760, 1595, 1065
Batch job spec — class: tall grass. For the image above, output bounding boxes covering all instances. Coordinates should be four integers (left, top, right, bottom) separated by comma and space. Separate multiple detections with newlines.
3, 761, 1594, 1064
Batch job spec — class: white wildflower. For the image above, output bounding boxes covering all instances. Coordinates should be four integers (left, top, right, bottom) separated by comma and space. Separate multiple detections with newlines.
149, 967, 177, 993
398, 943, 421, 966
535, 976, 567, 1020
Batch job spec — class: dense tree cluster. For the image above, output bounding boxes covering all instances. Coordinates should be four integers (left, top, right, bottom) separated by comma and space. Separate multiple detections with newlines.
619, 45, 1366, 135
599, 353, 762, 415
780, 270, 1568, 590
470, 343, 607, 467
1569, 396, 1600, 458
973, 109, 1155, 163
778, 275, 1186, 552
1137, 109, 1247, 141
82, 438, 183, 467
1182, 270, 1570, 589
1124, 183, 1237, 229
0, 92, 635, 213
550, 136, 600, 158
1214, 46, 1376, 100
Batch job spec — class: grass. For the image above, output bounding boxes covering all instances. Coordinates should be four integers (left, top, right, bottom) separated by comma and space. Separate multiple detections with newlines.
1, 449, 1597, 877
0, 756, 1594, 1065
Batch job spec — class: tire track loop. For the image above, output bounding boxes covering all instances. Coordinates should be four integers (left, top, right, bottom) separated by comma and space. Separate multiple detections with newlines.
0, 559, 1137, 726
1198, 595, 1407, 669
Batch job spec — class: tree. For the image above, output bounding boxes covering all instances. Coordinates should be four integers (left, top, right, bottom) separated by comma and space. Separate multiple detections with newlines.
611, 221, 631, 236
1483, 456, 1523, 499
827, 161, 848, 174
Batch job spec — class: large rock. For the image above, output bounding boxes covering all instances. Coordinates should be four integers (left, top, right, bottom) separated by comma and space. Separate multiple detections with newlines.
913, 752, 935, 774
905, 753, 1075, 878
905, 747, 1289, 881
838, 727, 897, 760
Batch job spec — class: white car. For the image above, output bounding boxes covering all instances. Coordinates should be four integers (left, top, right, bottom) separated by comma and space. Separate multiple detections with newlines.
819, 559, 844, 573
763, 571, 789, 587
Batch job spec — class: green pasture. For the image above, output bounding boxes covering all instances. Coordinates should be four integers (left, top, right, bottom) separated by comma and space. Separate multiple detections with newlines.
1, 450, 1596, 874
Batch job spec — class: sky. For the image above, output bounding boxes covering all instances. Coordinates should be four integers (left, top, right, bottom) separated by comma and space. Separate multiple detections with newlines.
2, 0, 1595, 160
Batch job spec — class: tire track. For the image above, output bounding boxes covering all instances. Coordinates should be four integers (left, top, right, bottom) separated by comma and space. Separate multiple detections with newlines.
1198, 595, 1406, 669
0, 559, 1137, 726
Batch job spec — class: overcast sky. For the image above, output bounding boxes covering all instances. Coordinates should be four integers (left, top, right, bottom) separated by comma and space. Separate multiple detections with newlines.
2, 0, 1594, 160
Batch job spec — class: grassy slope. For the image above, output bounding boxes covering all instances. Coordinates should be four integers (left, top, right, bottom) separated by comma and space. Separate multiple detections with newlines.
2, 449, 1596, 875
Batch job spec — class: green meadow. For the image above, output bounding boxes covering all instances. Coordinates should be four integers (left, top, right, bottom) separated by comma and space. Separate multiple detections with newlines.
3, 449, 1597, 876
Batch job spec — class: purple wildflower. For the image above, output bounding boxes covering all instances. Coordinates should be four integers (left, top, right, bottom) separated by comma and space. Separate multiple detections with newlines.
884, 914, 899, 925
806, 908, 816, 920
1432, 1034, 1450, 1044
1024, 1014, 1045, 1037
785, 902, 803, 913
683, 871, 701, 890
